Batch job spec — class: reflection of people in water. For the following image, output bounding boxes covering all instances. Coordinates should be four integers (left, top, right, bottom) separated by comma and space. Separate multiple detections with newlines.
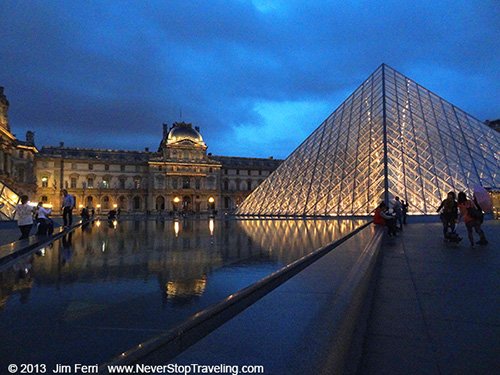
61, 232, 73, 265
13, 256, 34, 304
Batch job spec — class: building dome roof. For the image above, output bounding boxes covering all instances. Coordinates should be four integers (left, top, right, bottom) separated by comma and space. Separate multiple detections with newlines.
167, 123, 204, 145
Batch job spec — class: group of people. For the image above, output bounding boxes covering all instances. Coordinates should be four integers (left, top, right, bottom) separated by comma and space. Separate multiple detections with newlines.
14, 195, 54, 239
373, 196, 408, 237
437, 191, 488, 247
14, 189, 76, 240
374, 191, 489, 248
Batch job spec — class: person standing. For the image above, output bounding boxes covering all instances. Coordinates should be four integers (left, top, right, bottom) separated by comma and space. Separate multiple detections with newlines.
61, 189, 75, 228
35, 202, 53, 235
402, 200, 409, 224
436, 192, 458, 239
457, 191, 488, 247
393, 197, 403, 230
15, 195, 34, 239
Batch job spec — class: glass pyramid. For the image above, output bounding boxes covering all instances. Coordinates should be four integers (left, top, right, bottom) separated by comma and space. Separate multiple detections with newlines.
237, 64, 499, 216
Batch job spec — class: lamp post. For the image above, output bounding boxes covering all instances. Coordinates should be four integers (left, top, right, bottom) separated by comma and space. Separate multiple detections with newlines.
208, 196, 215, 217
173, 196, 180, 217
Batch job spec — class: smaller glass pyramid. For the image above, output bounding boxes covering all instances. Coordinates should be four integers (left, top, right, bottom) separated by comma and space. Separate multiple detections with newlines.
237, 64, 499, 216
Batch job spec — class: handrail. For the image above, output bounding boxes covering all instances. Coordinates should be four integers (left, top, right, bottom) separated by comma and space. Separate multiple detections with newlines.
100, 220, 373, 370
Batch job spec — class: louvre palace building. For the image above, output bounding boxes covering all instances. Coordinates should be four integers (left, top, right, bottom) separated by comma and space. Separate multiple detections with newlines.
0, 87, 281, 218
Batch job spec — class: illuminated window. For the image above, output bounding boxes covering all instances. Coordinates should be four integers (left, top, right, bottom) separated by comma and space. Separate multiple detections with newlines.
41, 176, 48, 188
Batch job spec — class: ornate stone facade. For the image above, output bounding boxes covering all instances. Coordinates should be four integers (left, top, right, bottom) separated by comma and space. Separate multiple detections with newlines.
0, 87, 282, 216
0, 87, 37, 219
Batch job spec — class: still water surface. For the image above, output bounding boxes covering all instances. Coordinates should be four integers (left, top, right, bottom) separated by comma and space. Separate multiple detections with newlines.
0, 218, 366, 366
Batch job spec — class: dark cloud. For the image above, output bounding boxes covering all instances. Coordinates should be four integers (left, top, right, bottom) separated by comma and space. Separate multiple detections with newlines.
1, 0, 498, 158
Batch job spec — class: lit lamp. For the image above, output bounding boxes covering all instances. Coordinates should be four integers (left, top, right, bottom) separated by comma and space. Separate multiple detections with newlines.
79, 204, 83, 209
113, 204, 118, 208
208, 196, 215, 217
96, 203, 101, 215
173, 196, 180, 214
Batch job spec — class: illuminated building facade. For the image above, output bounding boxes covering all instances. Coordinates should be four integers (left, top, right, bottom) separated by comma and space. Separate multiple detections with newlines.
237, 64, 499, 216
0, 87, 281, 218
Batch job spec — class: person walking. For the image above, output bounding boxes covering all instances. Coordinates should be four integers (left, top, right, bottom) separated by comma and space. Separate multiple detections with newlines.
15, 195, 34, 239
61, 189, 75, 229
393, 197, 404, 230
436, 192, 459, 240
457, 191, 488, 247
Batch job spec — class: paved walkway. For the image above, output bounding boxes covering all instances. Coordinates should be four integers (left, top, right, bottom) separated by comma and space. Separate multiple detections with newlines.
359, 219, 499, 374
0, 219, 63, 246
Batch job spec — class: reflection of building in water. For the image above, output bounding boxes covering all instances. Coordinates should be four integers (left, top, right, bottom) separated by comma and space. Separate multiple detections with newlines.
165, 276, 207, 300
237, 219, 367, 264
0, 219, 366, 307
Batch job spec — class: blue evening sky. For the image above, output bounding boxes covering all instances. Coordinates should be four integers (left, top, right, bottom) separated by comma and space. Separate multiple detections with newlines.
0, 0, 498, 159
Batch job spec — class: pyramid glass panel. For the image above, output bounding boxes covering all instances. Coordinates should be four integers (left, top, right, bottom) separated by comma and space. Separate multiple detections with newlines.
237, 64, 500, 216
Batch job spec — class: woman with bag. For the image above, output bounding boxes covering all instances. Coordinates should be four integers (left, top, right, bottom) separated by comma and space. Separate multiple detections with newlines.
457, 191, 488, 247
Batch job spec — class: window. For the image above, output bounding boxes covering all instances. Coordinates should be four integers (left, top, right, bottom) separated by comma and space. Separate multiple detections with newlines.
172, 178, 178, 189
102, 178, 110, 189
89, 163, 93, 170
133, 196, 141, 210
224, 169, 227, 175
70, 177, 77, 189
119, 177, 126, 189
72, 163, 77, 170
209, 167, 213, 173
259, 170, 262, 176
236, 169, 240, 175
102, 196, 110, 209
120, 165, 125, 172
134, 177, 141, 189
19, 150, 24, 159
224, 180, 229, 191
41, 196, 48, 203
17, 167, 25, 182
105, 164, 109, 171
247, 180, 252, 191
195, 178, 201, 190
87, 178, 94, 188
41, 176, 48, 188
182, 177, 190, 189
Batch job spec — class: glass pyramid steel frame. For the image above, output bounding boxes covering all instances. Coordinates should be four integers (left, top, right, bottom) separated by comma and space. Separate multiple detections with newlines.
237, 64, 499, 216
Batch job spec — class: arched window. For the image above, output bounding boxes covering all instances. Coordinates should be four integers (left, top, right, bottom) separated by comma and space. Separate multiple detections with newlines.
86, 196, 94, 207
102, 196, 110, 209
118, 195, 127, 209
41, 176, 49, 188
156, 196, 165, 210
133, 196, 141, 210
223, 179, 229, 191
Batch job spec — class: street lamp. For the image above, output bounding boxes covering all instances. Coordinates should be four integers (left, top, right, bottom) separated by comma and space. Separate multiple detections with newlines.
173, 196, 180, 215
208, 196, 215, 217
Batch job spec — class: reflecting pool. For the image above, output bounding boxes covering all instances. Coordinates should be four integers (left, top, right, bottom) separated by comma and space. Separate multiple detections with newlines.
0, 218, 367, 366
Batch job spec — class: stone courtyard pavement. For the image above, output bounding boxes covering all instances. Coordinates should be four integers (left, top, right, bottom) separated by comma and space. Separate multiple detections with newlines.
359, 219, 499, 375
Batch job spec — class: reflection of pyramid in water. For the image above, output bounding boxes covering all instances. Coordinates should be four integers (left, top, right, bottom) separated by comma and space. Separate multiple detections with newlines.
237, 64, 499, 216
